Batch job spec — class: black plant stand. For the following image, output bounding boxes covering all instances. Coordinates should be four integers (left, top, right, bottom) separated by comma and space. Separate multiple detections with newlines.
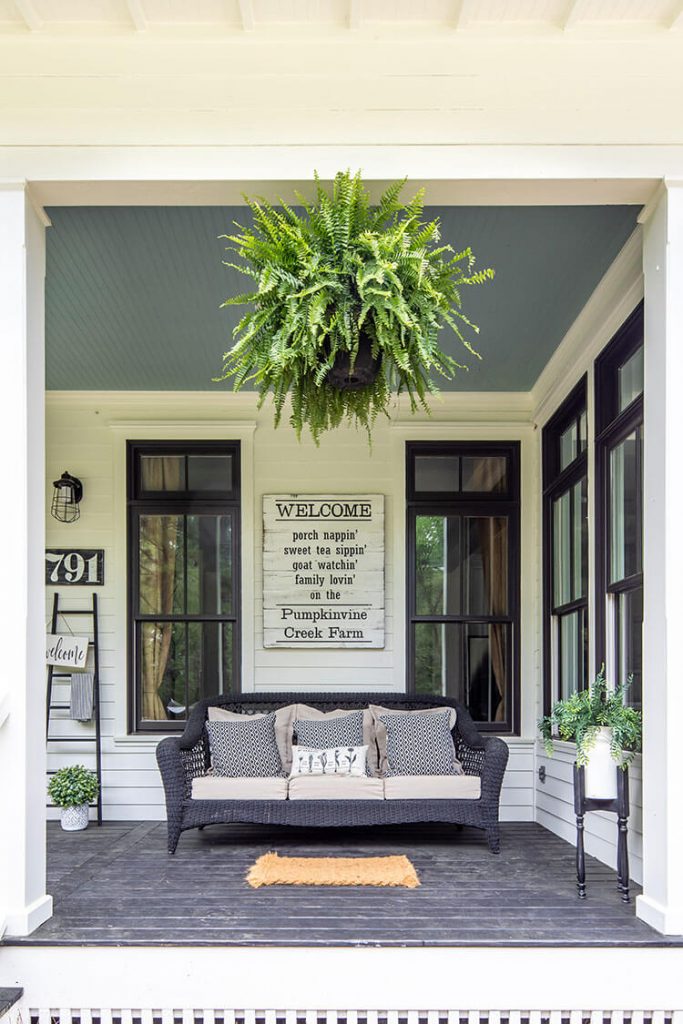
574, 763, 630, 903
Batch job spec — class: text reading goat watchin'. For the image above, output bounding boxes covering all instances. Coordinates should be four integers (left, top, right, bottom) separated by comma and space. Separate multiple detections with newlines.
263, 494, 385, 649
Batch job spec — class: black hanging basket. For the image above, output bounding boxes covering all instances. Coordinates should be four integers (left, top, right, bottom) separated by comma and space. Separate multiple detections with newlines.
326, 334, 380, 391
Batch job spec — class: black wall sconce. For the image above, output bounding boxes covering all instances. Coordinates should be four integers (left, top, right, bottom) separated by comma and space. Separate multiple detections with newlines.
51, 471, 83, 523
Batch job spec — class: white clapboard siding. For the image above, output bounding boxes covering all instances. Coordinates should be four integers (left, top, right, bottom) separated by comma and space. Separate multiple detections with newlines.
45, 391, 538, 820
536, 743, 643, 884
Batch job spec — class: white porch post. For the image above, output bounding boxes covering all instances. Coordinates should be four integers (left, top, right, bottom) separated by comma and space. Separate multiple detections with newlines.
0, 183, 52, 936
637, 180, 683, 935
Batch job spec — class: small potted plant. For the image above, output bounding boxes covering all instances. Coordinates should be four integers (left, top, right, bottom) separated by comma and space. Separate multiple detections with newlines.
48, 764, 99, 831
215, 169, 494, 442
539, 670, 642, 799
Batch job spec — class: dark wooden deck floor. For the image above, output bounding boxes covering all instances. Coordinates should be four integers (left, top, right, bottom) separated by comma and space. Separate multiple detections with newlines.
5, 820, 681, 947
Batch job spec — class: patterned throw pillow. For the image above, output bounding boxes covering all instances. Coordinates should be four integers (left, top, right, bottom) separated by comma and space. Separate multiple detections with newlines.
294, 710, 365, 749
378, 710, 463, 777
290, 745, 368, 778
206, 713, 284, 778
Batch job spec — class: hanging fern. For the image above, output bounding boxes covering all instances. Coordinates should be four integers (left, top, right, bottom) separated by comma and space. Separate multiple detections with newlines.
215, 170, 494, 442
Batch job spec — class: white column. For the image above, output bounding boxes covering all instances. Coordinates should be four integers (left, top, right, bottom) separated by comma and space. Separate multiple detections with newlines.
637, 181, 683, 934
0, 183, 52, 936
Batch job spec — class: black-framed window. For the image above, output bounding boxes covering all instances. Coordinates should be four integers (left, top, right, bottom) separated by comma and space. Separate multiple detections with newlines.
595, 303, 644, 710
406, 441, 520, 733
127, 441, 241, 732
542, 377, 589, 713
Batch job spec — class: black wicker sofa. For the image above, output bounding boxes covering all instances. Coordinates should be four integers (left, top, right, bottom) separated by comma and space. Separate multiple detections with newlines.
156, 692, 509, 854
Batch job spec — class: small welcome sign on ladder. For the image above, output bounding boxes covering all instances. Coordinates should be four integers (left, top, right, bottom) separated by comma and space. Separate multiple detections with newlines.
46, 633, 89, 669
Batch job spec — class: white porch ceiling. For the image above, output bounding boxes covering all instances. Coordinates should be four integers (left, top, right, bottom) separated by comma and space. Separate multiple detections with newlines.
2, 0, 683, 33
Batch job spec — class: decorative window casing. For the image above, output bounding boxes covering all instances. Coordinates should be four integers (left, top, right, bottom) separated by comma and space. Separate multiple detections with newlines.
406, 442, 520, 734
127, 441, 241, 732
595, 303, 644, 709
542, 377, 589, 712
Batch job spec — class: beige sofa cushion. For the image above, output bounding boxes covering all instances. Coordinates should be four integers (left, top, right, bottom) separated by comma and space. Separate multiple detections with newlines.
191, 775, 288, 800
288, 774, 384, 800
296, 703, 379, 776
208, 703, 297, 773
369, 704, 458, 776
384, 774, 481, 800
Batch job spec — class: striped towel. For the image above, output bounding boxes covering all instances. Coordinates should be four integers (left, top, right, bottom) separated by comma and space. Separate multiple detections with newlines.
70, 672, 94, 722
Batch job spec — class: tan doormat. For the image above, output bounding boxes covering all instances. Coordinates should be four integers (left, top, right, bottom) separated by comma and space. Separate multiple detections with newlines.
246, 851, 420, 888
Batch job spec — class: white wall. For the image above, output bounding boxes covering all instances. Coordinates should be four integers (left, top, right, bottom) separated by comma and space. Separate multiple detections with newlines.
45, 390, 537, 821
531, 228, 644, 883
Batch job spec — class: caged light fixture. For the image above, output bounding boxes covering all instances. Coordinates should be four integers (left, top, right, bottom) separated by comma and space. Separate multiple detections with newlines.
50, 471, 83, 523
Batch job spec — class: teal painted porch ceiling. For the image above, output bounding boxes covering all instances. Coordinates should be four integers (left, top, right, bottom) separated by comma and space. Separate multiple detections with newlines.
45, 205, 639, 392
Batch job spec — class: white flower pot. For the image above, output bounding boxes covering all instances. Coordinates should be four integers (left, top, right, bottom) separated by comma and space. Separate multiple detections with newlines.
60, 803, 90, 831
584, 727, 618, 799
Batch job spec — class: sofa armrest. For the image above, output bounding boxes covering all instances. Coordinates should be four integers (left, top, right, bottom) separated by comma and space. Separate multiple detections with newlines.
157, 734, 209, 802
478, 735, 510, 805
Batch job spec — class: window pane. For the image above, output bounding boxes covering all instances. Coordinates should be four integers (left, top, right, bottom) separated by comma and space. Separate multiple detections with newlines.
572, 478, 588, 601
618, 346, 644, 413
557, 609, 588, 701
187, 621, 228, 707
579, 410, 587, 453
138, 516, 184, 615
461, 456, 507, 493
186, 515, 233, 615
559, 421, 578, 472
464, 517, 508, 616
610, 429, 642, 583
415, 515, 507, 616
413, 622, 509, 724
414, 455, 460, 493
553, 492, 571, 607
187, 454, 233, 492
140, 620, 186, 721
140, 455, 185, 491
617, 587, 643, 708
415, 515, 459, 616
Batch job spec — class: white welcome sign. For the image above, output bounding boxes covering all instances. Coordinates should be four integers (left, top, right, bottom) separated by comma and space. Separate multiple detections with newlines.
46, 633, 89, 669
263, 494, 384, 648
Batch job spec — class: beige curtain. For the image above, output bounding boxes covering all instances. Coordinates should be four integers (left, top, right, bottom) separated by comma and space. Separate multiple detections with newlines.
139, 458, 182, 720
469, 457, 508, 722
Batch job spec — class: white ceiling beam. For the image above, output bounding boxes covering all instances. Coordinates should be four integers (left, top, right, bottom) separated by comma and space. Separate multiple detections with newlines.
11, 0, 42, 31
124, 0, 147, 32
237, 0, 255, 32
561, 0, 584, 31
667, 1, 683, 28
348, 0, 362, 31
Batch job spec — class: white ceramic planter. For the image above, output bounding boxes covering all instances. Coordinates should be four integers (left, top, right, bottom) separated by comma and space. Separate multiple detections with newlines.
584, 727, 618, 799
60, 803, 90, 831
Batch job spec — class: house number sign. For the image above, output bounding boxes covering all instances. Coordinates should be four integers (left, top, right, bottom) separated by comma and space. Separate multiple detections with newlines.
263, 494, 384, 648
45, 549, 105, 586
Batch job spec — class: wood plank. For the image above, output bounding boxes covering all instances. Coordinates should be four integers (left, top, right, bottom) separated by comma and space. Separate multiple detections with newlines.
3, 821, 678, 949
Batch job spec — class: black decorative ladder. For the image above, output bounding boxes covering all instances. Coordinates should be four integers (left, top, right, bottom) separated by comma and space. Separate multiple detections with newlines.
45, 591, 103, 825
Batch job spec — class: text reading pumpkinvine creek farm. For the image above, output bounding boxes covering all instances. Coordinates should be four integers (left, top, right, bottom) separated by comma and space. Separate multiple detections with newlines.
263, 495, 385, 648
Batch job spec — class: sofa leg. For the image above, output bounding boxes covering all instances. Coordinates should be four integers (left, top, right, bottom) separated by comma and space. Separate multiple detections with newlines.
487, 827, 501, 854
167, 825, 181, 854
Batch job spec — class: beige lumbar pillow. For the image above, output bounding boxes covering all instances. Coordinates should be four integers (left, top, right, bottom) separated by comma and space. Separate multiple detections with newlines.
295, 703, 379, 777
369, 704, 457, 777
208, 704, 297, 774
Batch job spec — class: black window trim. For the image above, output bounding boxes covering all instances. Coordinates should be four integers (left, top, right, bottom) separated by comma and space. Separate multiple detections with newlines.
594, 302, 644, 701
406, 440, 521, 735
542, 375, 588, 715
127, 439, 242, 734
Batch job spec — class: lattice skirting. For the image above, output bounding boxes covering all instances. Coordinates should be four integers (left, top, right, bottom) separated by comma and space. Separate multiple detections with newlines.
26, 1010, 680, 1024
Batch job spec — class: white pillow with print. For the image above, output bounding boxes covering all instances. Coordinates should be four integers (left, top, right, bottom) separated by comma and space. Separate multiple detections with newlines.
290, 744, 368, 778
